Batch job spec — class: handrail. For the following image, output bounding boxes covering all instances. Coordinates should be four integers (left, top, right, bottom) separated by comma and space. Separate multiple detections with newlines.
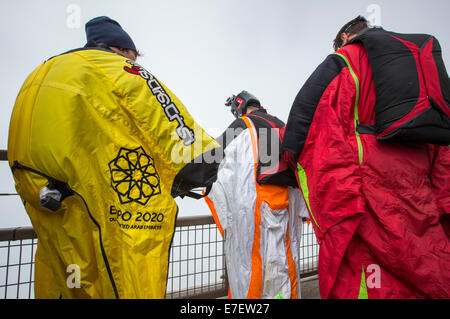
0, 149, 319, 299
0, 149, 7, 161
0, 215, 227, 299
0, 215, 216, 242
0, 227, 37, 241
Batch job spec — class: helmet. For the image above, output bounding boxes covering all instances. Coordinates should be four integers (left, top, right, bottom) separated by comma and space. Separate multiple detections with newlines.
225, 90, 261, 118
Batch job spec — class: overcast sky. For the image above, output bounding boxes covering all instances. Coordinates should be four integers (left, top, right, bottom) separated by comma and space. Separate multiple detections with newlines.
1, 0, 449, 228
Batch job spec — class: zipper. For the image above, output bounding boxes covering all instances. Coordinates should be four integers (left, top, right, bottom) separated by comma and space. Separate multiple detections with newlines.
73, 190, 120, 299
164, 206, 179, 299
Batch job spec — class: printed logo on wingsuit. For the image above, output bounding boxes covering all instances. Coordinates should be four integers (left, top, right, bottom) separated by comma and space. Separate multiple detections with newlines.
109, 146, 161, 206
124, 60, 196, 146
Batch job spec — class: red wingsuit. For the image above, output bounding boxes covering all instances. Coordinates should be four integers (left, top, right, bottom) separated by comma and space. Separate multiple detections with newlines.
281, 30, 450, 298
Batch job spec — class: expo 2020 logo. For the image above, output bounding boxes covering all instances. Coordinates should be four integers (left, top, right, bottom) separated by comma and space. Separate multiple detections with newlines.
108, 147, 161, 205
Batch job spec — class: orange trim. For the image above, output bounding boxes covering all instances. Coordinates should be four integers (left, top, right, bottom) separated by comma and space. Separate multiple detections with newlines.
228, 117, 298, 299
247, 198, 263, 299
242, 117, 263, 299
257, 183, 289, 210
204, 195, 224, 237
241, 117, 259, 167
285, 222, 298, 298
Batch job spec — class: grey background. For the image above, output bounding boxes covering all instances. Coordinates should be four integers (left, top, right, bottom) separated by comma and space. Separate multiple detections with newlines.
1, 0, 449, 227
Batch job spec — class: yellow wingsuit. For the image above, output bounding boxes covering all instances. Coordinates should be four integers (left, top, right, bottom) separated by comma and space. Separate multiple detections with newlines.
8, 47, 219, 298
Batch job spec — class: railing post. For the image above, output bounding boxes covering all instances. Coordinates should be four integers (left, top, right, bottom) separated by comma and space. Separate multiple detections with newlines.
223, 230, 229, 297
0, 150, 7, 161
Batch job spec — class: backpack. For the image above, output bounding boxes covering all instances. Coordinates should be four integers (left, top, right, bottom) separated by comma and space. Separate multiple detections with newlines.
351, 28, 450, 145
252, 122, 298, 187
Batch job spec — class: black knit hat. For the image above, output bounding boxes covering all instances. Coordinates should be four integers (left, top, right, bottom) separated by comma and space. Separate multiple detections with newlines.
85, 16, 136, 51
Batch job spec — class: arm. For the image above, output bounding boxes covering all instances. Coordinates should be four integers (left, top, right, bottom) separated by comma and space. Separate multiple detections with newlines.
281, 52, 366, 237
281, 54, 348, 163
171, 118, 246, 198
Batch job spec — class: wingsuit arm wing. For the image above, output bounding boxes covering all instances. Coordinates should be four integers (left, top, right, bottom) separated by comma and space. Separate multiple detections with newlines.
281, 53, 366, 237
281, 54, 349, 163
280, 50, 370, 299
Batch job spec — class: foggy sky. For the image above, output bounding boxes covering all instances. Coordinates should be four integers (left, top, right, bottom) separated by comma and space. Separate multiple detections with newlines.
1, 0, 449, 227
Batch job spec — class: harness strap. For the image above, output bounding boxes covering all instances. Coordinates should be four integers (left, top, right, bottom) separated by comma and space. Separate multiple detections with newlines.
356, 124, 377, 135
180, 184, 212, 200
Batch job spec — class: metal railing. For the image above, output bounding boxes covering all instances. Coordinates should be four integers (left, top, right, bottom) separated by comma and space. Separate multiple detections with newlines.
0, 215, 229, 299
0, 149, 319, 299
0, 217, 318, 299
0, 227, 37, 299
166, 215, 228, 299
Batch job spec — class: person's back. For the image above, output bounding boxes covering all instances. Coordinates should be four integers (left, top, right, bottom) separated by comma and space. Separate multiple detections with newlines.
281, 16, 450, 298
328, 42, 449, 298
336, 33, 450, 299
205, 91, 308, 299
8, 17, 219, 298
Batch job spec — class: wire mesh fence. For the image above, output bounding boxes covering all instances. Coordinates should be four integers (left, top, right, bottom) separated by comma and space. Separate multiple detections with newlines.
0, 216, 318, 299
0, 150, 318, 299
166, 216, 227, 298
299, 220, 320, 278
0, 228, 37, 299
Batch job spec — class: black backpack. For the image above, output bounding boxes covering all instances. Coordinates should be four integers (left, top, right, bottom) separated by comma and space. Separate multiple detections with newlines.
351, 27, 450, 145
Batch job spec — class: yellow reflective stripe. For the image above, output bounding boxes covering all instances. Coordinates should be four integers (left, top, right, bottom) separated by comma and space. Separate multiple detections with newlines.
333, 52, 363, 164
297, 163, 323, 233
358, 265, 368, 299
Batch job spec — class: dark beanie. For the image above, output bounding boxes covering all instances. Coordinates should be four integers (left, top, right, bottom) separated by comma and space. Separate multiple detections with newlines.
85, 16, 136, 51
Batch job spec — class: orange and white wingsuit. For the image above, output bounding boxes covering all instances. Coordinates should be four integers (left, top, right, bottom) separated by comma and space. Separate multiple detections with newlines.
205, 116, 309, 299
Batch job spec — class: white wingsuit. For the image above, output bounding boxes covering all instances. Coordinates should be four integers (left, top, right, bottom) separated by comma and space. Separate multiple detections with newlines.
205, 116, 309, 299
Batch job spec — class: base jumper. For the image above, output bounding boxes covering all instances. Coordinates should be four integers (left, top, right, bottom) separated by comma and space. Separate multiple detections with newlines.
281, 16, 450, 298
205, 91, 309, 299
8, 16, 220, 298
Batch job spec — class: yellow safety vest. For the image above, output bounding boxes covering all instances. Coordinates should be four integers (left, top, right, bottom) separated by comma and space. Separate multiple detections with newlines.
8, 48, 219, 298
